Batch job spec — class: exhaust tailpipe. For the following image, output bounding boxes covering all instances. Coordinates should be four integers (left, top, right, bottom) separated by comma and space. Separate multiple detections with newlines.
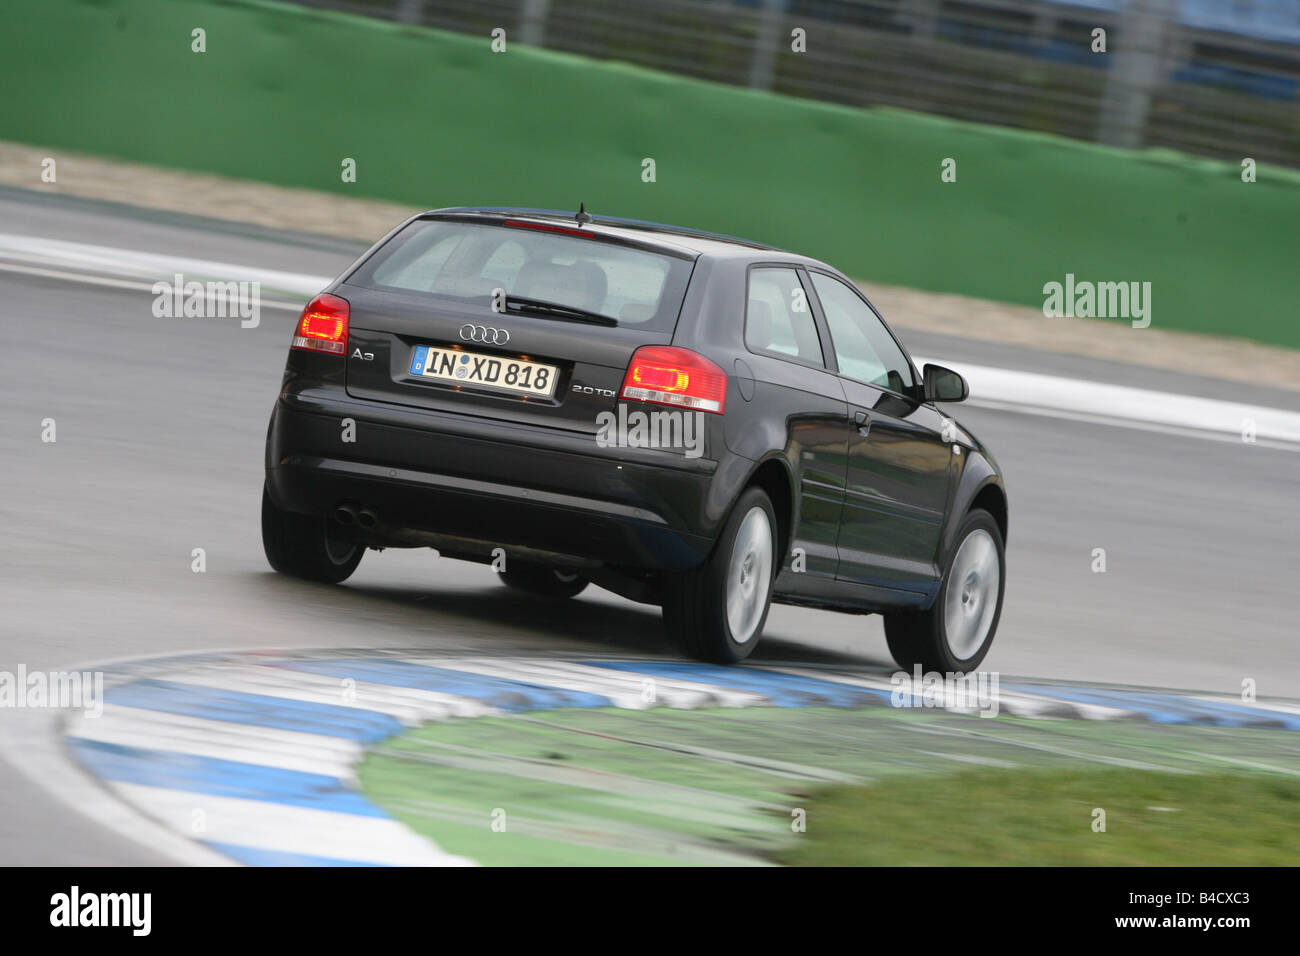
334, 503, 360, 526
357, 508, 378, 530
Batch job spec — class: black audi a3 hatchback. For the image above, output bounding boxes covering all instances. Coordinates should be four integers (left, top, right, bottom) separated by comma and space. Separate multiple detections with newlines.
263, 207, 1008, 668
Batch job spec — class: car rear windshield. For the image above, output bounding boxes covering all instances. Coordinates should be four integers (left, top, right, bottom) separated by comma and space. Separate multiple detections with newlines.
347, 218, 694, 332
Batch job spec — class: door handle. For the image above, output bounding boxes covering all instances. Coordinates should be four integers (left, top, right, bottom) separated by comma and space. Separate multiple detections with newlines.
854, 410, 871, 437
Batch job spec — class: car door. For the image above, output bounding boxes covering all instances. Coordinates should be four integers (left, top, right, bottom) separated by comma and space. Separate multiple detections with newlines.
807, 270, 954, 594
734, 265, 849, 588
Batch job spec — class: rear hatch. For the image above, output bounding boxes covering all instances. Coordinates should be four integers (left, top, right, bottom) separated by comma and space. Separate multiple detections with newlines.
339, 215, 695, 434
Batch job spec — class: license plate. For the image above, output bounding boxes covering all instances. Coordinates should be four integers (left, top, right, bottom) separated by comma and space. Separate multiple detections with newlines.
410, 345, 559, 398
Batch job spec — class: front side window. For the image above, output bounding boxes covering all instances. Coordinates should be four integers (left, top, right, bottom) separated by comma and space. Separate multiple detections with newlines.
811, 273, 914, 393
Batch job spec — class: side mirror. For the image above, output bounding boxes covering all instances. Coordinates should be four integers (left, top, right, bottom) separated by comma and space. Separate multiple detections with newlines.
923, 363, 968, 403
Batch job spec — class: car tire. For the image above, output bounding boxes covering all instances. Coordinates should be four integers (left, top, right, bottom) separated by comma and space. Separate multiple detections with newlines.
662, 486, 777, 663
499, 562, 589, 599
884, 508, 1004, 673
261, 483, 364, 584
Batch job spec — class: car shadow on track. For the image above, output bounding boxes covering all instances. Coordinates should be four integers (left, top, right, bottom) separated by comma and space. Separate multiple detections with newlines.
249, 571, 888, 668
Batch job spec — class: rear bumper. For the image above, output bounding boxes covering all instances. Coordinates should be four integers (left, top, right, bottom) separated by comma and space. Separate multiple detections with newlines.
265, 390, 731, 571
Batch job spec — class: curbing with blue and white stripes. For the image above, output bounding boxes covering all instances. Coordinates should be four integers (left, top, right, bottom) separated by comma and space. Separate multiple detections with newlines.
36, 651, 1300, 866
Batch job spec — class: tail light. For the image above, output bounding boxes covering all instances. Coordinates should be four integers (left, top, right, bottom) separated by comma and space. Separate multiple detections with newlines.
504, 219, 593, 239
620, 346, 727, 414
292, 293, 350, 355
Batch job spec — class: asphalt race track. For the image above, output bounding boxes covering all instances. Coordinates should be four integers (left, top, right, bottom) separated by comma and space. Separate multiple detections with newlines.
2, 189, 1297, 863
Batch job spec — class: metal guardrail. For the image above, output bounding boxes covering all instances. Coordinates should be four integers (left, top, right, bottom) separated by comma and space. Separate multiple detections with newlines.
293, 0, 1300, 167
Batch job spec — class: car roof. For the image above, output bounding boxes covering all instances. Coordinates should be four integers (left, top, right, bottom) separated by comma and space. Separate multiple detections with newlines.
424, 206, 799, 260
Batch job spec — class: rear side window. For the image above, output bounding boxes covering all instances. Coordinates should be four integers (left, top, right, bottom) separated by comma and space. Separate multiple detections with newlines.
349, 219, 693, 331
745, 267, 825, 365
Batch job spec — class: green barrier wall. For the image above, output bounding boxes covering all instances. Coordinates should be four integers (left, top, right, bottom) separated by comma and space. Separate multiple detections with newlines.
2, 0, 1297, 347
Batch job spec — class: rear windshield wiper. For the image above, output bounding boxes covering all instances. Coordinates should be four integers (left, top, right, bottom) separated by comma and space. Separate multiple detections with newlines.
503, 295, 618, 327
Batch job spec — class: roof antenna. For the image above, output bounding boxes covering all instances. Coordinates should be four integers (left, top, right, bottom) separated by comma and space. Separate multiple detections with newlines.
575, 202, 592, 226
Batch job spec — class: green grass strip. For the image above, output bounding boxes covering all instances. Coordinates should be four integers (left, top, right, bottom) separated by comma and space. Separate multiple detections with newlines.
779, 768, 1300, 866
359, 705, 1300, 865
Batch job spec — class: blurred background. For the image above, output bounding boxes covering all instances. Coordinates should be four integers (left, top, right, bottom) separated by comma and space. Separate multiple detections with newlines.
299, 0, 1300, 166
4, 0, 1298, 347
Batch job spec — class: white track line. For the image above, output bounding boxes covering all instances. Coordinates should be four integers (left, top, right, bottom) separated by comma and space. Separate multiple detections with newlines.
110, 783, 475, 866
0, 705, 236, 866
4, 231, 1297, 444
916, 356, 1300, 445
161, 663, 500, 723
0, 233, 330, 296
70, 705, 362, 778
765, 665, 1135, 721
412, 657, 765, 709
1187, 695, 1300, 717
0, 260, 305, 310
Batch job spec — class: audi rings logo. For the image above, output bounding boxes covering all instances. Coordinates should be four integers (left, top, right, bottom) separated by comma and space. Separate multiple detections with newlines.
460, 324, 509, 345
